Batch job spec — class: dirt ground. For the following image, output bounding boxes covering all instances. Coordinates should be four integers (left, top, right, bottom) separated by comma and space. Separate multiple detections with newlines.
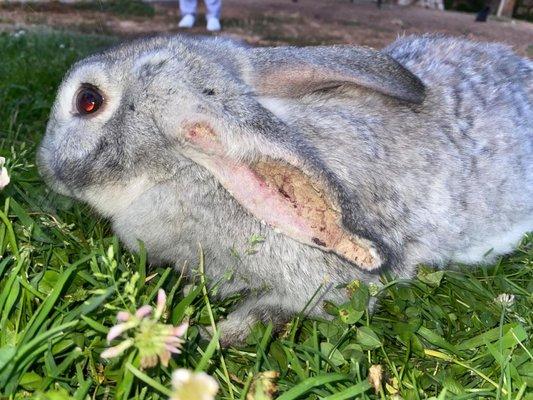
1, 0, 532, 56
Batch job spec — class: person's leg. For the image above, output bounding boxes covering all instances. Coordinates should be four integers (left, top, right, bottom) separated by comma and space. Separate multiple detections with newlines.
180, 0, 198, 16
204, 0, 221, 31
204, 0, 221, 19
178, 0, 197, 28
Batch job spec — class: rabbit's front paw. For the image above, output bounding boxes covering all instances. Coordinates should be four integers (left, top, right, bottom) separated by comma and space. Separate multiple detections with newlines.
199, 312, 257, 347
200, 298, 290, 347
217, 316, 257, 347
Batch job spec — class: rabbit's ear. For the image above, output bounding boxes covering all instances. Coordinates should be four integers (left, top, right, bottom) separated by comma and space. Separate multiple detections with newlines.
249, 46, 425, 104
181, 122, 383, 271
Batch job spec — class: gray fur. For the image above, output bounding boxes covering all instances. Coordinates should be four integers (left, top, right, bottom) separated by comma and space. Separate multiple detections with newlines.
38, 34, 533, 345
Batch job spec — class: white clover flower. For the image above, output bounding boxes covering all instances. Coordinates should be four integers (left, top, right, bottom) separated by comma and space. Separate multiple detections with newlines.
170, 369, 219, 400
495, 293, 515, 308
368, 282, 380, 297
0, 157, 10, 190
11, 29, 26, 38
101, 289, 188, 369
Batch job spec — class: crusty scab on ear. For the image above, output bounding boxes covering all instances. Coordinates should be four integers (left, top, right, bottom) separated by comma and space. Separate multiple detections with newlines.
251, 160, 383, 270
181, 122, 383, 271
184, 122, 220, 154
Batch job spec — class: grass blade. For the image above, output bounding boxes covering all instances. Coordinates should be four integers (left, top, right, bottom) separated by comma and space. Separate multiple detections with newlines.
277, 373, 349, 400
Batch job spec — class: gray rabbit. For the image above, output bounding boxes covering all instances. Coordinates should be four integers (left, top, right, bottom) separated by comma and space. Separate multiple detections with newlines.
38, 34, 533, 345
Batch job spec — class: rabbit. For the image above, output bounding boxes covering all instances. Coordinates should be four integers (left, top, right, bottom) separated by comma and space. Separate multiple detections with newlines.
38, 34, 533, 345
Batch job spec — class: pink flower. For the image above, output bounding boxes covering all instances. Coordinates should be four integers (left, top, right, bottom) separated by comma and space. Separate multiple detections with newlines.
101, 338, 134, 359
117, 311, 131, 322
135, 305, 153, 319
107, 321, 137, 342
154, 289, 167, 320
101, 290, 188, 369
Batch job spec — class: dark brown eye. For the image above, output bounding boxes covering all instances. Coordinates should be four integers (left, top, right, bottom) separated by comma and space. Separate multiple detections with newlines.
76, 86, 104, 115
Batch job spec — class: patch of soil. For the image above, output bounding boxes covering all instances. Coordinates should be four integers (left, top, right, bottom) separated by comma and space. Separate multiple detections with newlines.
0, 0, 532, 55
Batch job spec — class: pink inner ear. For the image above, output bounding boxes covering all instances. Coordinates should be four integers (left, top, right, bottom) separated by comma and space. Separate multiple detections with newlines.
183, 123, 381, 271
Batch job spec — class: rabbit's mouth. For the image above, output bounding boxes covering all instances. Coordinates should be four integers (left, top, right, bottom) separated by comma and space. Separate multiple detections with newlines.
181, 122, 382, 272
36, 145, 76, 198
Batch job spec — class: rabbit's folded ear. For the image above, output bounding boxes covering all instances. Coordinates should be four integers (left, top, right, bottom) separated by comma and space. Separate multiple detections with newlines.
249, 46, 425, 104
181, 122, 383, 271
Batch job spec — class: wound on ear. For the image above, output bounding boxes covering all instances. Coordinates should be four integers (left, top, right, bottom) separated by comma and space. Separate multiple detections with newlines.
251, 160, 381, 270
184, 123, 221, 154
182, 122, 381, 271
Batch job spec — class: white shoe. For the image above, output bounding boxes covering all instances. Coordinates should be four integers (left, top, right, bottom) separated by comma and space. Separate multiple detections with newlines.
178, 14, 195, 28
206, 17, 221, 31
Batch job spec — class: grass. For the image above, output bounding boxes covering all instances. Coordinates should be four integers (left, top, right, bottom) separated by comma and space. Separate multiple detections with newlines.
0, 1, 155, 18
72, 0, 156, 18
0, 30, 532, 400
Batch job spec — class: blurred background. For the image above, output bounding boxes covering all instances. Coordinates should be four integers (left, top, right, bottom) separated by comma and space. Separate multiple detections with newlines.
0, 0, 531, 56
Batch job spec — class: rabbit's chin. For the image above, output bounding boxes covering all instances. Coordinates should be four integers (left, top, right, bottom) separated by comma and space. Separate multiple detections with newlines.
80, 175, 156, 218
41, 173, 72, 198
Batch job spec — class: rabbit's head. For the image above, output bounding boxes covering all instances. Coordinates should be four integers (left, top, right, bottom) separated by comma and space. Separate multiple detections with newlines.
38, 35, 425, 271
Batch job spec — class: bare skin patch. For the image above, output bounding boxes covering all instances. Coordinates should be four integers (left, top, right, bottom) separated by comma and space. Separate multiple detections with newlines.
184, 122, 220, 154
252, 161, 380, 269
182, 122, 381, 271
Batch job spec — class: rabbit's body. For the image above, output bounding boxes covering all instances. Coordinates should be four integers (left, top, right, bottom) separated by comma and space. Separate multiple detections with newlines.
384, 37, 533, 264
258, 36, 533, 267
38, 35, 532, 344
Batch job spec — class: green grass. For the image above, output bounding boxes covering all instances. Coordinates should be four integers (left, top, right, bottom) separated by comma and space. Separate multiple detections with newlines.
0, 30, 532, 400
72, 0, 155, 18
1, 1, 156, 18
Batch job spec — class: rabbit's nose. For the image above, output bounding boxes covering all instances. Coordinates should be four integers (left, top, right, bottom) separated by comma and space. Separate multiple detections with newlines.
36, 152, 72, 197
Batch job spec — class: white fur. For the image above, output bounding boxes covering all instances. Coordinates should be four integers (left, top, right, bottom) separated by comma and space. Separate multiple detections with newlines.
132, 49, 173, 75
452, 217, 533, 263
256, 96, 294, 122
82, 176, 154, 217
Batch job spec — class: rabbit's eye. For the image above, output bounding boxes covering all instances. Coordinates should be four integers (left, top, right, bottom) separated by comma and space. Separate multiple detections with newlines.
76, 86, 104, 115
